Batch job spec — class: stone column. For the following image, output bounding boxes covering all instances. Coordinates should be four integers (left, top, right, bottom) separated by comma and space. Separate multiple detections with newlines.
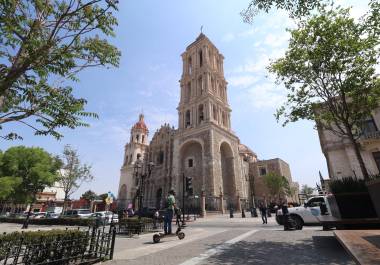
236, 194, 241, 212
201, 191, 206, 218
219, 193, 224, 214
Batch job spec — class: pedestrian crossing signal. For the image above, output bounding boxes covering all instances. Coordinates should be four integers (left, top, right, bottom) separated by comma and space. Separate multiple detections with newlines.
185, 177, 193, 196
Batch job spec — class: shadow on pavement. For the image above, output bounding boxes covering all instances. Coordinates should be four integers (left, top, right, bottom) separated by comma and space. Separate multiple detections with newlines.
205, 235, 355, 265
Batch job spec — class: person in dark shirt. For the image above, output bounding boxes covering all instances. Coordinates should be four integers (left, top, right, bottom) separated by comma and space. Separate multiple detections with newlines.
259, 202, 268, 224
281, 200, 291, 230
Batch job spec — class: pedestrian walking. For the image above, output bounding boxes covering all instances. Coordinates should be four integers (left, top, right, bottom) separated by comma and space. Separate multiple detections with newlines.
281, 200, 292, 230
175, 207, 182, 226
153, 209, 159, 229
164, 190, 176, 235
259, 202, 268, 224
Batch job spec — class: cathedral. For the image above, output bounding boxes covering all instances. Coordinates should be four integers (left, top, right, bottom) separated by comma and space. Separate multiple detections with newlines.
117, 34, 299, 215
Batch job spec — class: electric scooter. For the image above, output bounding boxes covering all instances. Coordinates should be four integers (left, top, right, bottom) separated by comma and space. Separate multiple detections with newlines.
153, 226, 185, 243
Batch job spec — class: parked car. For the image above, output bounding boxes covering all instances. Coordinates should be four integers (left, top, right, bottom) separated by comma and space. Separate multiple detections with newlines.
91, 211, 118, 225
62, 209, 92, 218
276, 196, 331, 230
134, 207, 158, 218
46, 212, 60, 219
33, 212, 47, 219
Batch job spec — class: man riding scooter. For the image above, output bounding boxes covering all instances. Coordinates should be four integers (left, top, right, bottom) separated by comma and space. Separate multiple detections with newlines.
164, 189, 176, 235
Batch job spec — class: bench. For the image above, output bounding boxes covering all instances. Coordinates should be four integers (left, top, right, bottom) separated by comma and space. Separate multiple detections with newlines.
334, 230, 380, 265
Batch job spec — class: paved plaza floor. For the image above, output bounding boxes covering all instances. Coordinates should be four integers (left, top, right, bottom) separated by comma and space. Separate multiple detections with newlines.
104, 215, 355, 265
0, 215, 355, 265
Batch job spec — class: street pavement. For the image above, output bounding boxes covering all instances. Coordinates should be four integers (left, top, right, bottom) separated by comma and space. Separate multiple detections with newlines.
102, 215, 355, 265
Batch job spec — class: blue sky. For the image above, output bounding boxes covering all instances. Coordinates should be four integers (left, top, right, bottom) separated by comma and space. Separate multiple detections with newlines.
1, 0, 370, 198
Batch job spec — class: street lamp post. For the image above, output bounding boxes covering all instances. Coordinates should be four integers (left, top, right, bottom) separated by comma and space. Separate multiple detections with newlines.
133, 157, 154, 220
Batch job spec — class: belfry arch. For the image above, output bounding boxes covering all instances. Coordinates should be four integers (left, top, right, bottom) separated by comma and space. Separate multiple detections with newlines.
220, 142, 236, 206
179, 140, 203, 198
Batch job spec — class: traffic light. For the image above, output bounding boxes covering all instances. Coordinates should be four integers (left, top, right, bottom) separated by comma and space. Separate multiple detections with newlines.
185, 176, 193, 196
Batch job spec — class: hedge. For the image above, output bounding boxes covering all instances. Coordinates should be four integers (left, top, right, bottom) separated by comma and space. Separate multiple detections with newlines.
0, 229, 89, 263
0, 217, 95, 226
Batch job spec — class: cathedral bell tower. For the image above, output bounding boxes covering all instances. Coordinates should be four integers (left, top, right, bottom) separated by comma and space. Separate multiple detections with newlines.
118, 114, 149, 209
173, 33, 243, 214
177, 33, 231, 131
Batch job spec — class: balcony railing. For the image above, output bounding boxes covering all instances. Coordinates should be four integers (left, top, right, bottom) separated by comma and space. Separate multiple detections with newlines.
361, 131, 380, 140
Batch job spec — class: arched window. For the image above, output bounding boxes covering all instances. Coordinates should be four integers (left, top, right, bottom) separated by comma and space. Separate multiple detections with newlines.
198, 104, 204, 123
129, 154, 132, 164
185, 110, 191, 127
142, 135, 145, 143
198, 76, 203, 95
213, 105, 217, 120
188, 57, 192, 75
222, 112, 226, 126
186, 82, 191, 102
125, 156, 129, 165
136, 134, 140, 142
199, 50, 203, 67
219, 85, 223, 99
157, 151, 164, 164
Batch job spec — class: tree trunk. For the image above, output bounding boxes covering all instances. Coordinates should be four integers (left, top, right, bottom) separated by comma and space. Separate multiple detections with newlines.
346, 126, 369, 180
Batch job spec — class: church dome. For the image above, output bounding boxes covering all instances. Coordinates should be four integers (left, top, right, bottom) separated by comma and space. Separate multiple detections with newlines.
133, 114, 148, 132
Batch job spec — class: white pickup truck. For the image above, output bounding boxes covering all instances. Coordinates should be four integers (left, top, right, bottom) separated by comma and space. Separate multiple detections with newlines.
276, 196, 331, 230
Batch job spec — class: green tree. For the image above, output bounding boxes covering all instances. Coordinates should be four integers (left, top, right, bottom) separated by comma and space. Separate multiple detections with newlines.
0, 0, 121, 140
262, 172, 289, 201
269, 3, 380, 180
58, 145, 93, 212
301, 184, 314, 197
81, 190, 98, 201
0, 146, 60, 203
241, 0, 326, 23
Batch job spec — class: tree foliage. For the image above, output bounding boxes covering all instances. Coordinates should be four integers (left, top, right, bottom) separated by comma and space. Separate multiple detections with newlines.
0, 0, 121, 140
300, 184, 314, 196
0, 146, 60, 202
241, 0, 326, 23
58, 145, 93, 210
81, 189, 98, 201
262, 172, 290, 199
269, 2, 380, 179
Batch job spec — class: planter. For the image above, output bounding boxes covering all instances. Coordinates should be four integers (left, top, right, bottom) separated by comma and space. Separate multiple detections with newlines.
327, 195, 341, 219
366, 178, 380, 218
330, 192, 377, 219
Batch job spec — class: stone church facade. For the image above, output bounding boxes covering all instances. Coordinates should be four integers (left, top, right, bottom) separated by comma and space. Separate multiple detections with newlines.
118, 34, 298, 214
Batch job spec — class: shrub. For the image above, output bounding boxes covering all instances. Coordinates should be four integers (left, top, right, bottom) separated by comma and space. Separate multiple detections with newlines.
0, 229, 89, 263
329, 177, 368, 194
0, 217, 95, 226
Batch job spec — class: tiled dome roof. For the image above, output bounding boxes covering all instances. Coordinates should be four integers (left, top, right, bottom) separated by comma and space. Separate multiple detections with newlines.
133, 114, 148, 132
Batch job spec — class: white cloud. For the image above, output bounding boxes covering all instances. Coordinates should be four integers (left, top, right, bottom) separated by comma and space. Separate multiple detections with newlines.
222, 33, 235, 42
222, 28, 259, 43
228, 75, 260, 88
246, 82, 286, 109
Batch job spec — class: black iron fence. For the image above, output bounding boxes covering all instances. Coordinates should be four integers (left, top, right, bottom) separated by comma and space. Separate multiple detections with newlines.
116, 218, 163, 236
0, 225, 116, 265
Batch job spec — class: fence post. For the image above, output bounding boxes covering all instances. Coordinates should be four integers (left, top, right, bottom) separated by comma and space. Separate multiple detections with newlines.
109, 226, 117, 260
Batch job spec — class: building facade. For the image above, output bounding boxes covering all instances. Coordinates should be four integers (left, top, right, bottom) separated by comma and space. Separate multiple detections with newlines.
250, 158, 300, 205
117, 34, 298, 214
317, 109, 380, 179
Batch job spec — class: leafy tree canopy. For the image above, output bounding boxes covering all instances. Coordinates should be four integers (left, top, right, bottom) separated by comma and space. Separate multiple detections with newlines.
81, 189, 98, 201
0, 0, 121, 140
58, 145, 93, 210
301, 184, 314, 196
262, 172, 290, 199
241, 0, 326, 23
0, 146, 60, 203
269, 2, 380, 179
